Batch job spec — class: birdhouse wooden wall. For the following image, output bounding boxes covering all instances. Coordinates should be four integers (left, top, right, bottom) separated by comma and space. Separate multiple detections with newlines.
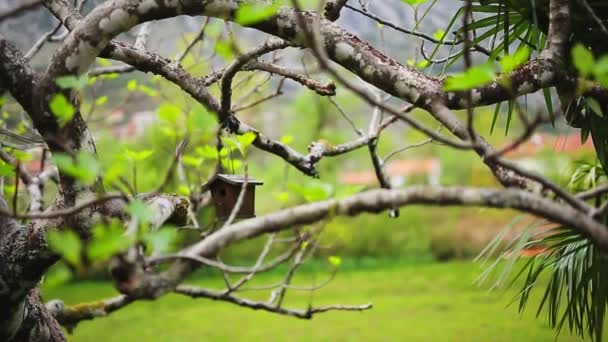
205, 174, 263, 220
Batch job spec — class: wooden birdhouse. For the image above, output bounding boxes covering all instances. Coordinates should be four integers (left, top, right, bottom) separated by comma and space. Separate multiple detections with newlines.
203, 174, 263, 220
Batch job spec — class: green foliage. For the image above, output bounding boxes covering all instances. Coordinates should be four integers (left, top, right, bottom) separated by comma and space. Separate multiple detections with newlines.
401, 0, 428, 6
573, 44, 596, 78
88, 220, 132, 262
55, 75, 89, 90
144, 228, 178, 254
47, 230, 82, 266
0, 160, 14, 177
327, 255, 342, 267
49, 94, 75, 126
443, 64, 496, 91
124, 148, 154, 162
479, 162, 608, 342
235, 3, 281, 25
499, 46, 531, 74
288, 180, 334, 202
126, 199, 155, 224
52, 152, 101, 186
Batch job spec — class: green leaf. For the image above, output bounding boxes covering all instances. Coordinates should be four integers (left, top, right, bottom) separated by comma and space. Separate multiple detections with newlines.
55, 75, 89, 90
95, 96, 108, 106
0, 161, 13, 176
87, 221, 132, 261
181, 154, 203, 167
195, 145, 219, 160
177, 185, 190, 196
443, 64, 496, 91
221, 158, 242, 172
289, 181, 334, 202
235, 3, 280, 25
280, 135, 294, 145
12, 150, 32, 162
138, 85, 158, 97
237, 132, 257, 153
49, 94, 75, 126
594, 56, 608, 88
127, 79, 138, 91
433, 29, 446, 41
127, 200, 155, 223
125, 148, 154, 162
499, 46, 530, 74
144, 228, 177, 254
401, 0, 428, 6
52, 152, 101, 185
97, 58, 112, 67
157, 103, 182, 123
273, 191, 290, 204
572, 44, 595, 78
47, 230, 82, 266
43, 263, 72, 288
328, 256, 342, 267
186, 108, 215, 133
214, 40, 234, 61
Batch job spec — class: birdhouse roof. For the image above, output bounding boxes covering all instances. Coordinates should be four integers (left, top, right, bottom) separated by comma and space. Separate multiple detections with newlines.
202, 174, 263, 191
216, 174, 263, 185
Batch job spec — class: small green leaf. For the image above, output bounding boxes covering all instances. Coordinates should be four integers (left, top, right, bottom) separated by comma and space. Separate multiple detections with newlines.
289, 181, 334, 202
138, 85, 158, 97
43, 263, 72, 288
87, 221, 132, 261
52, 152, 101, 185
186, 108, 215, 133
280, 135, 294, 145
237, 132, 257, 153
572, 44, 595, 78
235, 3, 280, 25
127, 200, 155, 223
273, 191, 290, 203
12, 150, 32, 162
443, 64, 496, 91
417, 60, 429, 69
0, 161, 13, 176
157, 103, 182, 123
433, 29, 446, 41
328, 256, 342, 267
177, 185, 190, 196
127, 79, 138, 91
196, 145, 219, 160
214, 40, 234, 61
97, 58, 112, 67
55, 75, 89, 90
181, 154, 203, 167
144, 228, 177, 254
499, 47, 530, 74
594, 56, 608, 87
49, 94, 75, 126
401, 0, 428, 5
47, 230, 82, 266
95, 96, 108, 106
125, 148, 154, 162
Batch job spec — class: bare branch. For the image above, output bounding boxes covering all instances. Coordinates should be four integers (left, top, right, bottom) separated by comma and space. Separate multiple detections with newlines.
174, 285, 372, 319
46, 295, 133, 331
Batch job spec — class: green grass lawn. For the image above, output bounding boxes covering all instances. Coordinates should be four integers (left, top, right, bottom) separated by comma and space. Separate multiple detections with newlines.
43, 261, 597, 341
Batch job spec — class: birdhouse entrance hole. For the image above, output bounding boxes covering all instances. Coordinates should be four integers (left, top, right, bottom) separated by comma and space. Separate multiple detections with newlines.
203, 174, 263, 221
